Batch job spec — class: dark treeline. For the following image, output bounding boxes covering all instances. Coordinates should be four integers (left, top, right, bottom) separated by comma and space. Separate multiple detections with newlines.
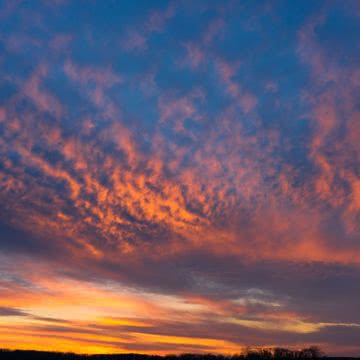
0, 347, 358, 360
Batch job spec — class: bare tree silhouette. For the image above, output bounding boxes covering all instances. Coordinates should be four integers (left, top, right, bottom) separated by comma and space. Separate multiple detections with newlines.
0, 346, 328, 360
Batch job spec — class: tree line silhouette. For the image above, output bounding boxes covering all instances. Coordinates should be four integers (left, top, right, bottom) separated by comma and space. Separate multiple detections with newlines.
0, 346, 357, 360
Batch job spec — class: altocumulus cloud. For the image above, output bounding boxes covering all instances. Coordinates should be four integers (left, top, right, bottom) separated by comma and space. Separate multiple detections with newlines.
0, 0, 360, 356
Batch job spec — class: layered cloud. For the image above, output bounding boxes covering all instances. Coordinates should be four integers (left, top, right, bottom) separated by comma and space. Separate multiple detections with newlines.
0, 0, 359, 356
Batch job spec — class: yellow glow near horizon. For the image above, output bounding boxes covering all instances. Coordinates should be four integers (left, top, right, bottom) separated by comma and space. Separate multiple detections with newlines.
1, 272, 360, 355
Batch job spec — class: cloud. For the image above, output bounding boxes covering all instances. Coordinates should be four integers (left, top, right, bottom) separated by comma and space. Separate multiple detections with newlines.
120, 1, 176, 53
23, 65, 63, 117
0, 0, 360, 355
0, 307, 28, 317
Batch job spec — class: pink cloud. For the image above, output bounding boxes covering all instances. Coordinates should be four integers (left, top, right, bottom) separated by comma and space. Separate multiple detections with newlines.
146, 2, 176, 32
121, 30, 148, 52
121, 2, 176, 53
216, 59, 257, 113
203, 18, 225, 44
23, 65, 63, 117
183, 43, 205, 69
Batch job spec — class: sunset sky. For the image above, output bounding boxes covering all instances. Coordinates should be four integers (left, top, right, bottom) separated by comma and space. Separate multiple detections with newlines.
0, 0, 360, 356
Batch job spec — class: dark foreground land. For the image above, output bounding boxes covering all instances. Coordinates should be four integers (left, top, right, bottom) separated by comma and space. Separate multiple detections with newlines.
0, 349, 359, 360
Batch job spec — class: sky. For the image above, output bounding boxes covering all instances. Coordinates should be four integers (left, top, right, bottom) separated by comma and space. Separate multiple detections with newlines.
0, 0, 360, 356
